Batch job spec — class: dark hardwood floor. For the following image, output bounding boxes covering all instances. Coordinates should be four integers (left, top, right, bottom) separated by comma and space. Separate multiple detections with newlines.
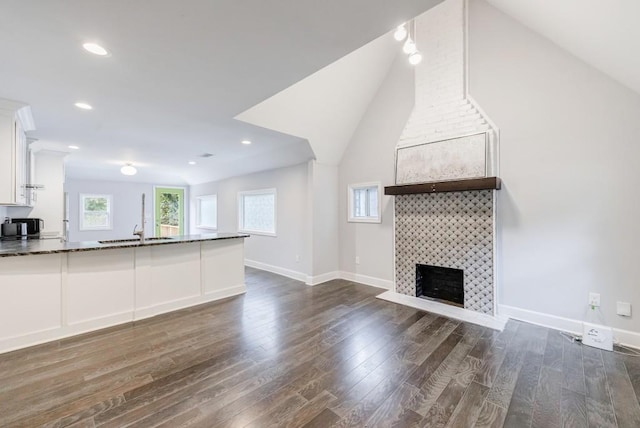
1, 267, 639, 427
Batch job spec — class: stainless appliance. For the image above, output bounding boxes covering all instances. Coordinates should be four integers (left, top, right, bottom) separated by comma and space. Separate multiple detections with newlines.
11, 218, 44, 238
1, 218, 28, 240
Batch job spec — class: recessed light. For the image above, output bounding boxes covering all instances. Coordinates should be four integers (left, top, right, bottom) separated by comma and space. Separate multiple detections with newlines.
241, 140, 252, 145
82, 42, 109, 56
74, 102, 93, 110
188, 161, 196, 165
68, 145, 79, 150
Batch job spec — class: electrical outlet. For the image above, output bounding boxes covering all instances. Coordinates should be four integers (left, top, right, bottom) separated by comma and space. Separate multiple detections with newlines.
589, 292, 600, 307
617, 301, 632, 317
355, 256, 360, 265
295, 254, 300, 263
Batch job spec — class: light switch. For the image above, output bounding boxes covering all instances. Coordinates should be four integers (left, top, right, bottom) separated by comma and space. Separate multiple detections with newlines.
617, 301, 632, 317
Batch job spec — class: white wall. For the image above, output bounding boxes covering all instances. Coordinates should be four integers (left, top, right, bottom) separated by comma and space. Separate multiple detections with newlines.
469, 0, 640, 332
338, 54, 414, 282
309, 162, 339, 277
65, 179, 188, 242
190, 162, 310, 277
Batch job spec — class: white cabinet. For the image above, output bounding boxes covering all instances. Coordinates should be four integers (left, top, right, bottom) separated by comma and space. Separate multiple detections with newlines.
0, 99, 35, 206
0, 238, 247, 354
29, 150, 67, 236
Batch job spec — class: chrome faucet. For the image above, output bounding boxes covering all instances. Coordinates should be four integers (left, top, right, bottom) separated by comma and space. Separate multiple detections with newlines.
133, 193, 146, 244
133, 224, 144, 244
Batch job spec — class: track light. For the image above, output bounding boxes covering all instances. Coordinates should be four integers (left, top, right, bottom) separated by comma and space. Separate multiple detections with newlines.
393, 24, 407, 41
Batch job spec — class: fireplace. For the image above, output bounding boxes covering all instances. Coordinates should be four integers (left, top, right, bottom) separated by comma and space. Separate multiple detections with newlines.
376, 0, 505, 329
393, 190, 495, 314
416, 264, 464, 307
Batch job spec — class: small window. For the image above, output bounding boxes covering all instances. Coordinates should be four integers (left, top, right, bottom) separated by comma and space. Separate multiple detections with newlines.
348, 183, 381, 223
238, 188, 276, 236
196, 194, 217, 230
80, 194, 112, 230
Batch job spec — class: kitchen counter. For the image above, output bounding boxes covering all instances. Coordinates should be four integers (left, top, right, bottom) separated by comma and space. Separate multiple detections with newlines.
0, 232, 249, 257
0, 233, 248, 354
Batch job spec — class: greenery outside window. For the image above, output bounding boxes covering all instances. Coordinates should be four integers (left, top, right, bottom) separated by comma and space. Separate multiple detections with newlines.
154, 187, 185, 237
80, 194, 112, 230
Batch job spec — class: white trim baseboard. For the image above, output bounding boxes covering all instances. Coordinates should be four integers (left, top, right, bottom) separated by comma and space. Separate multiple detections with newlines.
135, 284, 247, 321
339, 271, 393, 290
204, 284, 247, 300
378, 291, 508, 331
244, 259, 307, 283
499, 304, 640, 350
306, 271, 341, 286
244, 261, 394, 289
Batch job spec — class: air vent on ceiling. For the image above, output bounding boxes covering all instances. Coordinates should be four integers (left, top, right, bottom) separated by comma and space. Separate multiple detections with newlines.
199, 153, 215, 158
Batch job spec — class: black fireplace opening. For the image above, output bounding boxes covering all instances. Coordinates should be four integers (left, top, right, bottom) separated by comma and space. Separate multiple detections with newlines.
416, 264, 464, 307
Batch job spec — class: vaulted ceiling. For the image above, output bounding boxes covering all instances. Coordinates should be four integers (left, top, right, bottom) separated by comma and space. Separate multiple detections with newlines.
0, 0, 442, 184
485, 0, 640, 96
1, 0, 637, 186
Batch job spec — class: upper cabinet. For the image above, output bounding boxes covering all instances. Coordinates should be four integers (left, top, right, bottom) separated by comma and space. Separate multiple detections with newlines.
0, 98, 36, 206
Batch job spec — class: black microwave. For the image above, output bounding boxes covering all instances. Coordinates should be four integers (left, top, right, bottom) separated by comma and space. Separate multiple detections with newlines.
11, 218, 44, 236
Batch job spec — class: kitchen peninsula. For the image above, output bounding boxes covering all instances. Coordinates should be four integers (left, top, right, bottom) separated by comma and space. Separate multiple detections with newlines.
0, 233, 248, 354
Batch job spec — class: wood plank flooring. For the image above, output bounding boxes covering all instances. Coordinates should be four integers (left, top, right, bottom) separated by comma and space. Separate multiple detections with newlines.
1, 267, 639, 427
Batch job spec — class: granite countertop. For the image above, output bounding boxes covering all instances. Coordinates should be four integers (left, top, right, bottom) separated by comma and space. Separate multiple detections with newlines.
0, 233, 249, 257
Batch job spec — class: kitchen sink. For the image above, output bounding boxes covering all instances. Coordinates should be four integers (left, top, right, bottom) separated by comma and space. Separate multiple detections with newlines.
98, 237, 175, 244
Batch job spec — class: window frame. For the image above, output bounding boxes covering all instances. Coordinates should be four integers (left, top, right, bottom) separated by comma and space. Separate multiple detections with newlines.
79, 193, 113, 231
347, 182, 382, 223
237, 188, 277, 237
195, 194, 218, 230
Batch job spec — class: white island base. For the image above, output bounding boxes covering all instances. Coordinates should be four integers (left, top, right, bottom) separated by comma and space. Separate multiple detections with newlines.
0, 238, 246, 354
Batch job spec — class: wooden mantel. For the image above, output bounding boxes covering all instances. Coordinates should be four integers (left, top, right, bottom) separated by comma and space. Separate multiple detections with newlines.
384, 177, 501, 195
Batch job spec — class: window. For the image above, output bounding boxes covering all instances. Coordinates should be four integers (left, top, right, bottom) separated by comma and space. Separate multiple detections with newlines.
80, 194, 112, 230
196, 194, 217, 230
238, 188, 276, 236
348, 182, 381, 223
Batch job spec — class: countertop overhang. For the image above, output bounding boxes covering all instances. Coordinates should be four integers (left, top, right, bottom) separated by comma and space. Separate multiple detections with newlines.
0, 233, 249, 257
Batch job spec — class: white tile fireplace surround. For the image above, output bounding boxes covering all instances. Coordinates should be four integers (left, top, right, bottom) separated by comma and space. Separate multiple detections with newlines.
395, 190, 494, 313
378, 184, 505, 331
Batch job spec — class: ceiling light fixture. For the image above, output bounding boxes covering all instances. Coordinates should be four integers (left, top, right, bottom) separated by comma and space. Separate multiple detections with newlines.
409, 51, 423, 65
68, 145, 79, 150
82, 42, 109, 56
402, 37, 416, 54
241, 140, 252, 145
393, 23, 407, 41
188, 161, 196, 165
74, 102, 93, 110
396, 19, 422, 66
120, 163, 137, 176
